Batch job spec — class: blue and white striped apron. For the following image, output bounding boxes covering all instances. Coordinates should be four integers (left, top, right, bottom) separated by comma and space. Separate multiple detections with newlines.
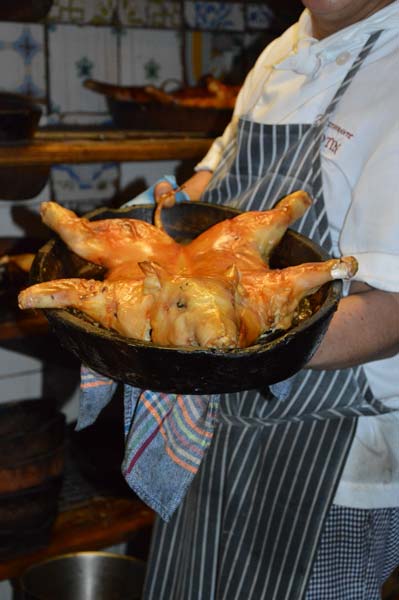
143, 32, 390, 600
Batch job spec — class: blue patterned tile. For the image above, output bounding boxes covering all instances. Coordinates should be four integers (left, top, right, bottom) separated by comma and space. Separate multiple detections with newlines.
0, 23, 45, 99
246, 4, 274, 30
51, 163, 119, 205
185, 1, 244, 31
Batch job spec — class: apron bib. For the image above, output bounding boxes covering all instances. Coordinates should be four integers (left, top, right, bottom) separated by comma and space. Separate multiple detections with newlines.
144, 32, 388, 600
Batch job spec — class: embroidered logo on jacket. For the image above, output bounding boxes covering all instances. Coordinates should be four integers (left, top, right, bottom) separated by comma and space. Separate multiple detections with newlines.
318, 116, 354, 155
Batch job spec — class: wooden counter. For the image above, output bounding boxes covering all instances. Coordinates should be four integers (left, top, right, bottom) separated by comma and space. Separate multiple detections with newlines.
0, 129, 214, 166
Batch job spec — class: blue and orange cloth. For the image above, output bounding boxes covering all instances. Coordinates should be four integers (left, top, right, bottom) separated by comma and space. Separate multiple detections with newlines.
78, 366, 220, 521
78, 369, 293, 521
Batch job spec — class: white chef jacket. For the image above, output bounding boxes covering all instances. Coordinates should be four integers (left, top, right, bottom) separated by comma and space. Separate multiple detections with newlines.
196, 2, 399, 509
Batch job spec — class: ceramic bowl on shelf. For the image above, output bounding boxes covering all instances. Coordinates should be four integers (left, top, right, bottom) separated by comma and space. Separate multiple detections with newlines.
0, 92, 50, 200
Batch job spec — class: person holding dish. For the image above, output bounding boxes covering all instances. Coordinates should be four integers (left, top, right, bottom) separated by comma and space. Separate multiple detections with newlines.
141, 1, 399, 598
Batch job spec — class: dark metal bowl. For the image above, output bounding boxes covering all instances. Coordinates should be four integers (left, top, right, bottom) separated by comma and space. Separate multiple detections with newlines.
20, 551, 146, 600
30, 202, 341, 394
107, 96, 233, 135
0, 92, 42, 143
0, 92, 50, 200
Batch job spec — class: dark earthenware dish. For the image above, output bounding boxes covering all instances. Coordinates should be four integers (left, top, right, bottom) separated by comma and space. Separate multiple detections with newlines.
83, 78, 233, 135
0, 0, 53, 22
30, 202, 341, 394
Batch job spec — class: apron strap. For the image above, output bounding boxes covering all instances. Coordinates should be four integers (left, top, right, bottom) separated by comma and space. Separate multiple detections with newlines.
317, 30, 383, 126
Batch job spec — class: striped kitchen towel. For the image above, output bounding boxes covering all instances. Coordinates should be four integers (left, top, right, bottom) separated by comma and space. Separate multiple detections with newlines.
77, 365, 220, 521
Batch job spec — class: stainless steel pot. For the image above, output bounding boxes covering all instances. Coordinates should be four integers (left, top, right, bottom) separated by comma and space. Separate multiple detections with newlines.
20, 551, 146, 600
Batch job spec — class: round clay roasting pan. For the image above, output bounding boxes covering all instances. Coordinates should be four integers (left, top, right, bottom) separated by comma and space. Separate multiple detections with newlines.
30, 202, 342, 394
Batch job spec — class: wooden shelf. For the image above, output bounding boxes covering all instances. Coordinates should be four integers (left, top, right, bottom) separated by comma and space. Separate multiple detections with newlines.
0, 130, 214, 166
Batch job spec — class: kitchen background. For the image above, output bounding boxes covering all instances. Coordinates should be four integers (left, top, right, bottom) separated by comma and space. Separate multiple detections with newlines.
0, 1, 302, 596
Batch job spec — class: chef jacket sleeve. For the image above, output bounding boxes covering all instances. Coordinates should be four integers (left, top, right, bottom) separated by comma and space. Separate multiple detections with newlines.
339, 122, 399, 292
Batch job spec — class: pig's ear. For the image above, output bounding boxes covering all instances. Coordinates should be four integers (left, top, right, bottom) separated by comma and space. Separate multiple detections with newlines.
139, 261, 168, 293
224, 264, 240, 286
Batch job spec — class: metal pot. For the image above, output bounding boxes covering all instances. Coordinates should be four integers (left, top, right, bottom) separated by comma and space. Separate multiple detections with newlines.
30, 202, 342, 394
20, 551, 146, 600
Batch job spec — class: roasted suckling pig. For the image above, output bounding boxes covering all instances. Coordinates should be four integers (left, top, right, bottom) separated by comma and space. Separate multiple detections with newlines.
18, 193, 358, 349
83, 75, 241, 110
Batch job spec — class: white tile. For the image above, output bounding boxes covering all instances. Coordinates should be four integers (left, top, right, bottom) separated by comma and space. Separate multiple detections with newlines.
120, 29, 183, 86
48, 24, 118, 116
0, 23, 46, 99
